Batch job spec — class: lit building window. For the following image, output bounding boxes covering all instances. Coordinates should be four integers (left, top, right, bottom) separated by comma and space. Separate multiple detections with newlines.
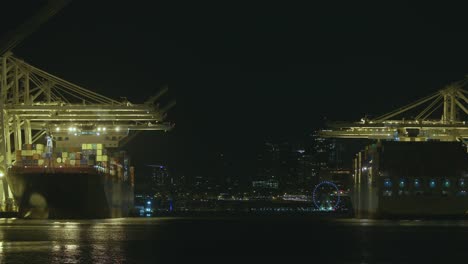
399, 179, 405, 189
429, 179, 436, 188
444, 179, 450, 188
383, 178, 392, 188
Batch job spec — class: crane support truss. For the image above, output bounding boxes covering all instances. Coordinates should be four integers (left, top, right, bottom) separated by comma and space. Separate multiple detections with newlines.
0, 1, 174, 212
320, 83, 468, 142
0, 52, 175, 172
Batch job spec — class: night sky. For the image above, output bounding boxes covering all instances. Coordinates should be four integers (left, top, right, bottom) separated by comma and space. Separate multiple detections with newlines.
3, 1, 468, 183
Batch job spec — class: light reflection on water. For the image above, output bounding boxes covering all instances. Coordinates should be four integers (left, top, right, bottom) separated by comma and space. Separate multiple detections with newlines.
0, 218, 133, 263
0, 217, 466, 262
335, 218, 468, 227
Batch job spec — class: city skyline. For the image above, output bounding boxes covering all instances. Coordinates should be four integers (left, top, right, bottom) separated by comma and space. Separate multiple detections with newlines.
135, 134, 366, 197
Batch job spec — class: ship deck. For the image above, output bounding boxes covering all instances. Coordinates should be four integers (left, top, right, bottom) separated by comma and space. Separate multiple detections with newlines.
9, 166, 104, 175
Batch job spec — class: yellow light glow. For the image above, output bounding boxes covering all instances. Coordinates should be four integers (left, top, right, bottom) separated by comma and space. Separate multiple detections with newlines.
0, 172, 4, 178
97, 127, 101, 131
116, 127, 120, 131
56, 127, 60, 131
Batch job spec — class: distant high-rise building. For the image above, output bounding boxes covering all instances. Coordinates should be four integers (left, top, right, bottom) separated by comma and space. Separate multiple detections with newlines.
215, 153, 240, 194
254, 142, 280, 193
252, 179, 279, 189
310, 132, 345, 169
254, 142, 306, 193
296, 151, 315, 192
188, 175, 219, 199
148, 165, 172, 193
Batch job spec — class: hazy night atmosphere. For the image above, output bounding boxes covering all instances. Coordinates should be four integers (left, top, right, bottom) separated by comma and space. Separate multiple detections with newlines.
0, 0, 467, 263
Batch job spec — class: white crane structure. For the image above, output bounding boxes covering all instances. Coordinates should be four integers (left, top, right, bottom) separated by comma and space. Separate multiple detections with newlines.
0, 51, 174, 171
0, 0, 175, 209
320, 82, 468, 142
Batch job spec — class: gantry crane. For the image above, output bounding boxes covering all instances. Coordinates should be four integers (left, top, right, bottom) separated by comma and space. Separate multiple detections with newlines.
0, 52, 175, 207
320, 81, 468, 142
0, 0, 175, 207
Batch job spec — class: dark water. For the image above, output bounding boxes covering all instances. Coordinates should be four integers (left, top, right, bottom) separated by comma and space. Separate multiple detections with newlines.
0, 217, 467, 263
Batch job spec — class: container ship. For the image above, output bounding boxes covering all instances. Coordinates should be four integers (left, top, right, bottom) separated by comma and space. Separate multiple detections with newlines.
352, 141, 468, 218
6, 134, 135, 219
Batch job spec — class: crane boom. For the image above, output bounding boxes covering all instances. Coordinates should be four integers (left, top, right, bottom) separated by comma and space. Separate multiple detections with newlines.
0, 0, 72, 56
320, 84, 468, 142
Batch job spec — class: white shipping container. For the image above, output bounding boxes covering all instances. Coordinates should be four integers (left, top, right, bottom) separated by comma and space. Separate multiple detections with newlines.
23, 150, 33, 156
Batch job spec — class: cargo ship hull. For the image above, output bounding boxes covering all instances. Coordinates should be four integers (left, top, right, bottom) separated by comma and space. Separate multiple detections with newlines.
7, 167, 133, 219
353, 141, 468, 218
378, 196, 468, 217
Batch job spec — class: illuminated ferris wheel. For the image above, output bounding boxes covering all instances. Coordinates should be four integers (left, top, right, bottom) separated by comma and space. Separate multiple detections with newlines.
313, 181, 341, 211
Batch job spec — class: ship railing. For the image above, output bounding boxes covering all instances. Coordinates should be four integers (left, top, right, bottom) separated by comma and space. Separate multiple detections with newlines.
9, 164, 110, 175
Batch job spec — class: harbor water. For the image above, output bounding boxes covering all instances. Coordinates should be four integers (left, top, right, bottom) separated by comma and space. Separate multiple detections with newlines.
0, 217, 466, 263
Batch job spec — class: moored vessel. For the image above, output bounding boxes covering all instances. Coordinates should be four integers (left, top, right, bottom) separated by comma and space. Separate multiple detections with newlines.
353, 141, 468, 218
7, 140, 135, 219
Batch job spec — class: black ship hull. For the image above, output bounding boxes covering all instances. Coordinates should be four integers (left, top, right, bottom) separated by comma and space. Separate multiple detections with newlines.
7, 167, 134, 219
353, 141, 468, 218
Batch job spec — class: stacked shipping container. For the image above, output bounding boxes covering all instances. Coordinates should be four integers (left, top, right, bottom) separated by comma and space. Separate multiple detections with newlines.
15, 144, 46, 166
14, 143, 134, 183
